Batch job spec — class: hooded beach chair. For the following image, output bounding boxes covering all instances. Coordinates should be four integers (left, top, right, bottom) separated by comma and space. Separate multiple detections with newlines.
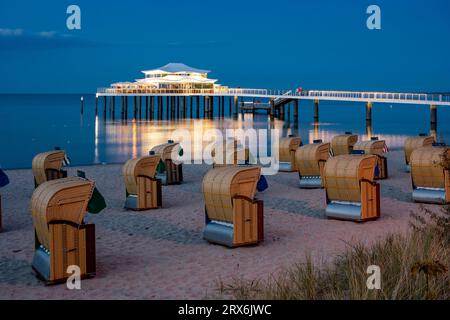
202, 166, 263, 247
330, 132, 358, 156
31, 177, 99, 284
410, 146, 450, 204
150, 140, 183, 185
123, 155, 162, 210
32, 150, 68, 187
353, 138, 388, 179
404, 134, 434, 172
278, 136, 302, 172
295, 140, 330, 188
323, 154, 381, 222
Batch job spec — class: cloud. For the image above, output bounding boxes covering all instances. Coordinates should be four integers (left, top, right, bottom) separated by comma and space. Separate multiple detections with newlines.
38, 31, 57, 38
0, 28, 97, 50
0, 28, 24, 36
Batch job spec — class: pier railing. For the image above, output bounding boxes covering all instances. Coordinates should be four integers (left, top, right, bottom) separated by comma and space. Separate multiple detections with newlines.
97, 87, 450, 105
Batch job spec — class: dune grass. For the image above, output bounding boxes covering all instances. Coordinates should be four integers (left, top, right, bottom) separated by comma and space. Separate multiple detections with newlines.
219, 206, 450, 300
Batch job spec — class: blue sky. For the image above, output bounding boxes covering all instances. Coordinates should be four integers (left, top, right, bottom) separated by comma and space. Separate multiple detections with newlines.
1, 0, 449, 93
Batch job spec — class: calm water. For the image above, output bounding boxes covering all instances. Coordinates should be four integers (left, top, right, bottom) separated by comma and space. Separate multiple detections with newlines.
0, 94, 449, 169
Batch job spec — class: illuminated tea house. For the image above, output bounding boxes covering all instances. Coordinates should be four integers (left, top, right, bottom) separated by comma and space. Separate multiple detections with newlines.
109, 63, 225, 94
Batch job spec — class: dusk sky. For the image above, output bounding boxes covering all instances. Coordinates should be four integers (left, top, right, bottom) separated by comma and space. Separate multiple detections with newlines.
1, 0, 449, 93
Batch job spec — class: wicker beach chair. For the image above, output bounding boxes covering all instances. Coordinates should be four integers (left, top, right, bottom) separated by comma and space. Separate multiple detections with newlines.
31, 177, 96, 284
211, 138, 250, 168
330, 133, 358, 156
353, 138, 388, 179
202, 166, 263, 247
278, 136, 302, 172
323, 154, 381, 222
404, 134, 434, 172
32, 150, 67, 187
295, 140, 330, 188
123, 155, 162, 210
150, 140, 183, 185
410, 146, 450, 204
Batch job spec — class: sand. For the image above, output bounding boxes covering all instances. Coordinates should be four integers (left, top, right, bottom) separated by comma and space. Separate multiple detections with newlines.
0, 150, 442, 299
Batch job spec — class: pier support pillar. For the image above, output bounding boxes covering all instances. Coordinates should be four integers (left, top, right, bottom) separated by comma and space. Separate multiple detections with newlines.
233, 96, 238, 118
430, 104, 437, 139
104, 96, 107, 119
221, 96, 225, 118
196, 96, 200, 119
190, 96, 193, 118
95, 96, 98, 116
80, 96, 84, 115
112, 96, 115, 119
313, 99, 319, 123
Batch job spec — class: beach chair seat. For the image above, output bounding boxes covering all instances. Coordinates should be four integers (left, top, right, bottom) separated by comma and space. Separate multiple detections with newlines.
31, 177, 96, 284
353, 139, 388, 179
150, 141, 183, 185
295, 141, 330, 188
323, 155, 380, 222
410, 146, 450, 204
202, 166, 263, 247
278, 136, 302, 172
123, 155, 162, 210
32, 150, 67, 187
330, 133, 358, 156
404, 135, 434, 172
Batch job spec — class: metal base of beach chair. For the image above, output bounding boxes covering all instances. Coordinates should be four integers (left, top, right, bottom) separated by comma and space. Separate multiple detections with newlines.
299, 176, 322, 189
412, 188, 447, 205
203, 197, 264, 248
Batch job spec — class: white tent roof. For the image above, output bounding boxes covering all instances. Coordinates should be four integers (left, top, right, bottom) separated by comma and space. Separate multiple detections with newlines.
142, 63, 211, 75
136, 74, 217, 84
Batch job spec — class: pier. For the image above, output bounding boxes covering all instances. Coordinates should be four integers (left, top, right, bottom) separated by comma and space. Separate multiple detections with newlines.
95, 63, 450, 139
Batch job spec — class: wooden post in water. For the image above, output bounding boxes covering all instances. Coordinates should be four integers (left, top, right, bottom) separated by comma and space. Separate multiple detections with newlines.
313, 99, 319, 123
233, 96, 238, 118
80, 96, 84, 115
365, 101, 373, 139
95, 95, 98, 116
430, 104, 437, 139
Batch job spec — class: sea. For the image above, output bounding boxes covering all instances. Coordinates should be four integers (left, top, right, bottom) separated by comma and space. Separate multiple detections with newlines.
0, 94, 449, 169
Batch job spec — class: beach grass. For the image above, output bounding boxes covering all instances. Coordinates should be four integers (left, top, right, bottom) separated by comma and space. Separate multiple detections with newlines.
219, 206, 450, 300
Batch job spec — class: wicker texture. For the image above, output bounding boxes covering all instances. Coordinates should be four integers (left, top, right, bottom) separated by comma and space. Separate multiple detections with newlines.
295, 143, 330, 176
32, 150, 65, 186
324, 155, 377, 202
411, 147, 450, 189
150, 142, 180, 161
279, 137, 301, 162
353, 140, 386, 156
123, 155, 160, 195
331, 134, 358, 156
31, 177, 95, 250
211, 139, 249, 167
404, 136, 434, 165
202, 166, 261, 223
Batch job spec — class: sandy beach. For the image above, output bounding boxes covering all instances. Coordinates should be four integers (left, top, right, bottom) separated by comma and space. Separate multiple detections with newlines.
0, 150, 441, 299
